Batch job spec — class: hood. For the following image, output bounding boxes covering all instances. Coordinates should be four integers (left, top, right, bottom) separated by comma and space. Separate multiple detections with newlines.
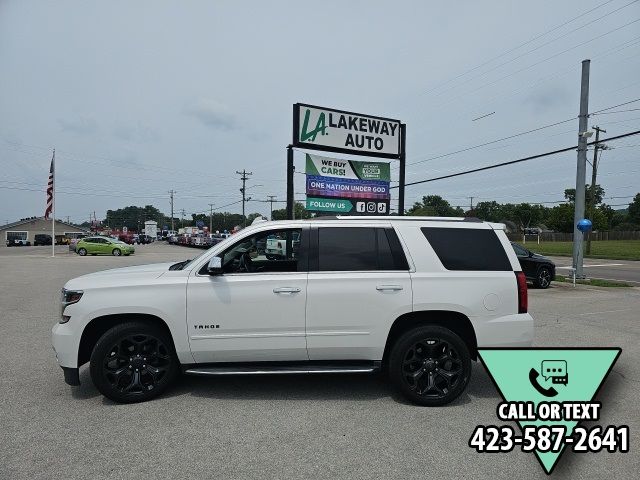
65, 262, 177, 290
84, 262, 175, 276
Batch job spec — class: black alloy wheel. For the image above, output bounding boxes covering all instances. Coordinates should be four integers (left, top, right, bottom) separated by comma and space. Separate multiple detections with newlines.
90, 322, 178, 403
535, 267, 552, 289
389, 325, 471, 406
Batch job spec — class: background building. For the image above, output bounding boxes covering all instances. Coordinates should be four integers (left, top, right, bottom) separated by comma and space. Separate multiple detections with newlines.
1, 217, 89, 246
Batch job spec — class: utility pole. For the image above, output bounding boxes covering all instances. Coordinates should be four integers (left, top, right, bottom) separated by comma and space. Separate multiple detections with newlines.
208, 203, 214, 232
586, 126, 606, 255
267, 195, 276, 220
236, 170, 253, 227
180, 208, 186, 228
468, 196, 474, 211
286, 145, 294, 220
572, 59, 590, 279
168, 190, 175, 232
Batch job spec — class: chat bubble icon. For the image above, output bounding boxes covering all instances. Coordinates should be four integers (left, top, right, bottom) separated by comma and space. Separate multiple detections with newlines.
541, 360, 567, 381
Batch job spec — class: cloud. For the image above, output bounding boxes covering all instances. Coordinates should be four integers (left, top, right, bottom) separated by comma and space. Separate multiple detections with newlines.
184, 98, 236, 130
523, 84, 570, 113
113, 123, 160, 143
58, 116, 98, 135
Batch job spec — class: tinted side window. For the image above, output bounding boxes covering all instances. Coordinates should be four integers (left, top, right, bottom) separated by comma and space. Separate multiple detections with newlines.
317, 227, 409, 271
421, 227, 512, 271
318, 228, 377, 271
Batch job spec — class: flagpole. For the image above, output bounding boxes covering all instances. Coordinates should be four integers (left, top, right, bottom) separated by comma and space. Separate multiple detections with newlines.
51, 149, 55, 257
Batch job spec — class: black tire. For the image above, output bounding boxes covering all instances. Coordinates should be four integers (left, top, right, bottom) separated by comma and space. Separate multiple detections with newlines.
389, 325, 471, 406
77, 248, 87, 256
90, 321, 179, 403
112, 248, 121, 256
534, 266, 552, 289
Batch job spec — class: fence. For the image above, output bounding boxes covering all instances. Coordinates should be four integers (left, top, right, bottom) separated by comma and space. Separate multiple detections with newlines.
506, 231, 640, 242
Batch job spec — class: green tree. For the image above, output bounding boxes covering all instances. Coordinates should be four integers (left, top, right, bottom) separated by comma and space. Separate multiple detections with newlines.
546, 203, 574, 233
407, 195, 463, 217
628, 193, 640, 224
473, 201, 503, 222
105, 205, 164, 231
564, 184, 604, 206
271, 203, 312, 220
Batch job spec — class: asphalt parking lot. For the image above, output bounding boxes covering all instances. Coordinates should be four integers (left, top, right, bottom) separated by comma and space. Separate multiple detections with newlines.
548, 256, 640, 285
1, 243, 638, 479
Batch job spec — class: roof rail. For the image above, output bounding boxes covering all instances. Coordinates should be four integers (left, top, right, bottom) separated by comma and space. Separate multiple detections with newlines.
303, 215, 485, 223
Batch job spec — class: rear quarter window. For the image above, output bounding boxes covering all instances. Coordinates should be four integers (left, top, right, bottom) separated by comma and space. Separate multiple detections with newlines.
421, 227, 512, 271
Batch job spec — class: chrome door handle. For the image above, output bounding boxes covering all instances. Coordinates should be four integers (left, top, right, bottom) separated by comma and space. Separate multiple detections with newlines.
376, 285, 403, 291
273, 287, 301, 294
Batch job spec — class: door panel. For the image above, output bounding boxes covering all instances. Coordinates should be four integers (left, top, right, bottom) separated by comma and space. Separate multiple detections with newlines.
187, 273, 308, 363
305, 271, 411, 360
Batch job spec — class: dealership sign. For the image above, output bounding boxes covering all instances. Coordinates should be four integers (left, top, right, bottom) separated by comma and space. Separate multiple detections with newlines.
305, 154, 390, 215
294, 104, 401, 158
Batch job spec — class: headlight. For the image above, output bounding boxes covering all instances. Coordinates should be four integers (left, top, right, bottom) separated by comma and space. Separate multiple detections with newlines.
60, 288, 83, 322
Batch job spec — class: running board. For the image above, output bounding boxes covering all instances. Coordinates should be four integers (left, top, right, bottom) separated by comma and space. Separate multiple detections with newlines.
184, 362, 380, 376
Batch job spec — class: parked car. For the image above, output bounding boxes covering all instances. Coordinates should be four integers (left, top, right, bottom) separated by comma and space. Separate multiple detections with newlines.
68, 235, 88, 252
75, 236, 135, 256
34, 234, 53, 246
6, 238, 31, 246
511, 242, 556, 289
53, 216, 532, 405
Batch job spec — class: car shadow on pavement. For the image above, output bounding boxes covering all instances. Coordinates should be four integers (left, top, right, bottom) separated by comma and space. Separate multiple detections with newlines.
70, 368, 102, 400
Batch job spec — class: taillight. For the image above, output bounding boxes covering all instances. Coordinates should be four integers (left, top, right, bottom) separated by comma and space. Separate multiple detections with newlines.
515, 271, 528, 313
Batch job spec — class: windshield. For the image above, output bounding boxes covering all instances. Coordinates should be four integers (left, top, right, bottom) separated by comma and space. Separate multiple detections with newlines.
170, 248, 211, 270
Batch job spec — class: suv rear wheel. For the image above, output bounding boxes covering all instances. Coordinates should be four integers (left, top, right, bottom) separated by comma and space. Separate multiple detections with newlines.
389, 325, 471, 406
89, 321, 179, 403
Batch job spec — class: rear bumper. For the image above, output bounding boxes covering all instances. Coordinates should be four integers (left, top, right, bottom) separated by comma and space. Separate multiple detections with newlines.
474, 313, 534, 348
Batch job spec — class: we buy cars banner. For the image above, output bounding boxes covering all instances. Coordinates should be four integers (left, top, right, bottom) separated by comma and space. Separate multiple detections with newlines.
305, 154, 391, 215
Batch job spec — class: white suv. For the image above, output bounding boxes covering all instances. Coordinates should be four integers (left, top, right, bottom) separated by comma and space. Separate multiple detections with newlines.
52, 216, 532, 405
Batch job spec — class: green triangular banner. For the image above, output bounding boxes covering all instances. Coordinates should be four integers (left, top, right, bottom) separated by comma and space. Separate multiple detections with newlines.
478, 348, 621, 474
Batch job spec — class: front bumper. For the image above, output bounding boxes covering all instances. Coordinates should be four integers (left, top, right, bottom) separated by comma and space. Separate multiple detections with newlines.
62, 367, 80, 386
52, 321, 79, 368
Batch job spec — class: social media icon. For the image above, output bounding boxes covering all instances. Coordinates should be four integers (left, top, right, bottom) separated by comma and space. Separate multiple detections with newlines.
356, 202, 366, 213
367, 202, 376, 213
378, 203, 387, 213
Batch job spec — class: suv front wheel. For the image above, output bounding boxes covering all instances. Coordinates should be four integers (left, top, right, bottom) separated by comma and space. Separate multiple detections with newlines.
90, 321, 179, 403
389, 325, 471, 406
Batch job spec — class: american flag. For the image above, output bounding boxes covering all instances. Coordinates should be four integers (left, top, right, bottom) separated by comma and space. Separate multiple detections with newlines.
45, 150, 55, 219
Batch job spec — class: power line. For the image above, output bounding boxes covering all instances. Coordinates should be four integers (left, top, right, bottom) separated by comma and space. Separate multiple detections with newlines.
415, 17, 640, 117
591, 107, 640, 116
591, 98, 640, 114
406, 0, 619, 102
398, 97, 640, 173
405, 116, 576, 167
393, 129, 640, 188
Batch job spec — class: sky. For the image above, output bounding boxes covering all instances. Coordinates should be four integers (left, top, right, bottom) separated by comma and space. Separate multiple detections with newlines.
1, 0, 639, 225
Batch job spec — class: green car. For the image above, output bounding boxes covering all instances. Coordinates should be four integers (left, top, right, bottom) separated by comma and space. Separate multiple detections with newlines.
75, 236, 135, 256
